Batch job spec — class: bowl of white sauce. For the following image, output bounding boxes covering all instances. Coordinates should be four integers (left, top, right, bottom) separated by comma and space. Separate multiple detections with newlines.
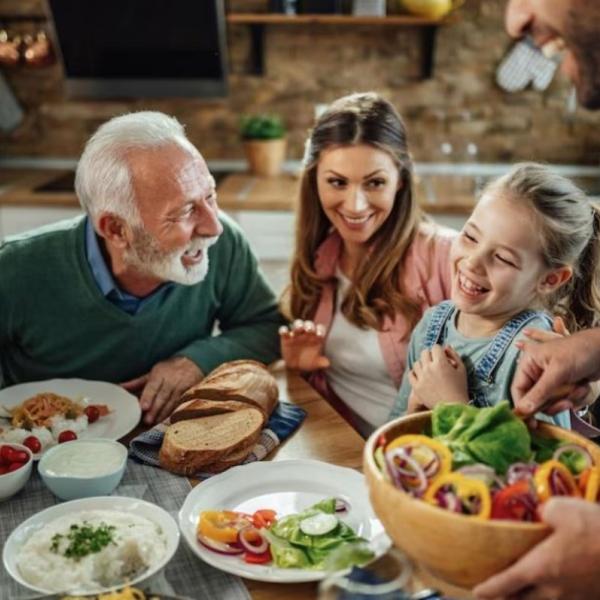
38, 439, 128, 500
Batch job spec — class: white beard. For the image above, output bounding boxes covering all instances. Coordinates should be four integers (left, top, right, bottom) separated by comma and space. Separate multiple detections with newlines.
124, 228, 219, 286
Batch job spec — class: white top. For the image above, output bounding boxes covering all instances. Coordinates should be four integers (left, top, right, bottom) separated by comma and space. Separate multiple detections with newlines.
324, 270, 399, 432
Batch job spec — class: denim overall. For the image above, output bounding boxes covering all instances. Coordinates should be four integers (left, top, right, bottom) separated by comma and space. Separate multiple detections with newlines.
423, 301, 552, 408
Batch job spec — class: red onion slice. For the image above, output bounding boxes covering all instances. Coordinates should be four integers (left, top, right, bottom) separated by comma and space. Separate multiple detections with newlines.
238, 526, 269, 554
335, 497, 350, 513
550, 468, 573, 496
553, 444, 593, 471
506, 462, 537, 485
197, 532, 244, 555
458, 464, 506, 490
386, 448, 428, 496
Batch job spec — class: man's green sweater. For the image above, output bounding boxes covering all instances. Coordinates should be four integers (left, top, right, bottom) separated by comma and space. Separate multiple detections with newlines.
0, 215, 283, 387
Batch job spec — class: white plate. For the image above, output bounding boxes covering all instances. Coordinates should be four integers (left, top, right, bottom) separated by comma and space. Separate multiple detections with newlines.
3, 496, 180, 595
0, 379, 141, 455
179, 459, 391, 583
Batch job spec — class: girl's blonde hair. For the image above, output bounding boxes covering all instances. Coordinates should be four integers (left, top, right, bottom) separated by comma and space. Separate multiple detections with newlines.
284, 92, 424, 331
488, 162, 600, 332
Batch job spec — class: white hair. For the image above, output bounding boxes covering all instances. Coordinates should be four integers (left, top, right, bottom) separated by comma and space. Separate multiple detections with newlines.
75, 111, 199, 225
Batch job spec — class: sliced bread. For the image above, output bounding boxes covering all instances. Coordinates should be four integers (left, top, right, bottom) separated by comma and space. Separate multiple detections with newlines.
170, 398, 263, 425
181, 360, 278, 419
201, 440, 255, 474
159, 408, 263, 476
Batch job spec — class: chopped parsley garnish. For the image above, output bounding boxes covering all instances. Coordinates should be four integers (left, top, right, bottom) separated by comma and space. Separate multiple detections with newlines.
50, 521, 117, 560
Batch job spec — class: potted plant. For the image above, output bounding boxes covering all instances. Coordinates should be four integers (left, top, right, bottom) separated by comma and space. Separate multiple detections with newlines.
241, 114, 287, 177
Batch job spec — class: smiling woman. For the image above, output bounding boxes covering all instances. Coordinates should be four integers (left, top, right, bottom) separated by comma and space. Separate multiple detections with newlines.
279, 92, 456, 437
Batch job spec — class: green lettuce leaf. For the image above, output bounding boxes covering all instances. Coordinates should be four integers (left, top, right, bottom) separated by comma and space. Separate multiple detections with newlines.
266, 498, 370, 570
432, 402, 532, 474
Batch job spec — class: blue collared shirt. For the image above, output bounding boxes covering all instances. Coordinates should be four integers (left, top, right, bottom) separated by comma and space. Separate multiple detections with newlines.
85, 218, 171, 315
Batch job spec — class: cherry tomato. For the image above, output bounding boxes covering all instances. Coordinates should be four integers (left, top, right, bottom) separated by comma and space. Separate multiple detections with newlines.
0, 465, 8, 475
58, 430, 78, 443
252, 509, 277, 529
8, 462, 23, 472
84, 405, 100, 424
23, 436, 41, 454
0, 445, 16, 464
11, 450, 29, 463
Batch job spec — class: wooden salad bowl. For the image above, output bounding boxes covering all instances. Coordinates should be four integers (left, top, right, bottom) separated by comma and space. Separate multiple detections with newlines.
363, 411, 600, 589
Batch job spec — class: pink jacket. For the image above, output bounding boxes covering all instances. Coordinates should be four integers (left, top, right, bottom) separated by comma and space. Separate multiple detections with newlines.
311, 224, 456, 389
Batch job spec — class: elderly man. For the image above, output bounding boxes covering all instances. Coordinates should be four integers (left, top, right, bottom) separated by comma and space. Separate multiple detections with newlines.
0, 111, 282, 424
473, 2, 600, 599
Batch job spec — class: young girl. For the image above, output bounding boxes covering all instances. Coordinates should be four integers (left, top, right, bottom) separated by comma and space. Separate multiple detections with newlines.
389, 162, 600, 426
279, 92, 455, 437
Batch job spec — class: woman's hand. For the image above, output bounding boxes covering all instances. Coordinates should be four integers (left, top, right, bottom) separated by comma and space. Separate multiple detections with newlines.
408, 345, 469, 409
279, 319, 331, 372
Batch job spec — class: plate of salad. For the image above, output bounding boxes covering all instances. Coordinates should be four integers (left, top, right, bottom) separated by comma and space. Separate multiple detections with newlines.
178, 459, 390, 582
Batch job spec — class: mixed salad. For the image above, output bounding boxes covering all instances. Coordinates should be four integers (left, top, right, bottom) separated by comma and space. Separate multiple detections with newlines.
375, 401, 598, 521
196, 498, 374, 569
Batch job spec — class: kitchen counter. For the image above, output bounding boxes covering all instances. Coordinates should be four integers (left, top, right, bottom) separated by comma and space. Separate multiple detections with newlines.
0, 168, 478, 214
2, 161, 599, 212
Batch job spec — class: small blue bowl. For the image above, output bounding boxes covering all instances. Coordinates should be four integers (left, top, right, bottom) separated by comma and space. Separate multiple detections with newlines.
38, 438, 127, 501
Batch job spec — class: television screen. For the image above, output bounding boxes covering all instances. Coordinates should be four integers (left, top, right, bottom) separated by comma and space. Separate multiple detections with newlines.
48, 0, 228, 98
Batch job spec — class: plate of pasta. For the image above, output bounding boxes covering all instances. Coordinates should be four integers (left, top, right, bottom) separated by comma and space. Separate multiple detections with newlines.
0, 379, 141, 456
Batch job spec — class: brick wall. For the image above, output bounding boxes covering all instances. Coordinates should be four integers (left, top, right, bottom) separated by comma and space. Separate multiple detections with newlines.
2, 0, 600, 163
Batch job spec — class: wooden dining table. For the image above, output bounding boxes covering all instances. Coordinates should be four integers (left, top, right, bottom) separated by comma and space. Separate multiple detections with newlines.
239, 363, 470, 600
241, 363, 365, 600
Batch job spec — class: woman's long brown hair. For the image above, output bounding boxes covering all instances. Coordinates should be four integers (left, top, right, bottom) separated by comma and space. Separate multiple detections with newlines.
283, 92, 425, 332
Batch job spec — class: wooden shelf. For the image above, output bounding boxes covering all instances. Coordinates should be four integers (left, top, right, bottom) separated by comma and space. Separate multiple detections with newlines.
227, 12, 456, 78
226, 14, 449, 26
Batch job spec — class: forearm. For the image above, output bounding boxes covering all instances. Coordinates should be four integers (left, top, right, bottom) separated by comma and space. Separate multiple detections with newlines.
572, 328, 600, 382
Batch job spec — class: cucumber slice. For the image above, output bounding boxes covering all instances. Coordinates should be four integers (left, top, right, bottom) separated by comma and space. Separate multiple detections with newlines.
299, 512, 338, 536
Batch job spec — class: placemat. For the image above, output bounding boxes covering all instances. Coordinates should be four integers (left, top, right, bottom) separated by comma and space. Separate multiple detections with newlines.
129, 401, 306, 477
0, 459, 251, 600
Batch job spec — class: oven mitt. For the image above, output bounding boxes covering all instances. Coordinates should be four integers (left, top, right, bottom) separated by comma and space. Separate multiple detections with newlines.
496, 36, 559, 93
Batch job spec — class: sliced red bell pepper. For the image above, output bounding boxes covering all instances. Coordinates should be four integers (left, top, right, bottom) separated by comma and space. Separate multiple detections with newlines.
491, 480, 539, 522
244, 549, 272, 564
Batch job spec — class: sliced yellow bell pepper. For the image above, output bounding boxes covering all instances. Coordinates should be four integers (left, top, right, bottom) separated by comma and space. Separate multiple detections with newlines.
534, 460, 581, 503
198, 510, 250, 544
385, 434, 452, 478
424, 473, 492, 519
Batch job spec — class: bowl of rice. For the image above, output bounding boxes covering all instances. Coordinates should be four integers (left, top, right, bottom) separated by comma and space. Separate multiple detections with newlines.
3, 496, 179, 596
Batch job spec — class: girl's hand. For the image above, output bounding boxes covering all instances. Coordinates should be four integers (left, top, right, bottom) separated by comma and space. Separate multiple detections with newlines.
279, 319, 331, 372
408, 345, 469, 408
407, 391, 428, 415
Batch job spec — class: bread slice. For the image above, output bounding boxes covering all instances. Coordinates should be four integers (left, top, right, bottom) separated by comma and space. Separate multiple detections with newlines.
170, 398, 264, 425
201, 440, 255, 475
159, 408, 262, 476
181, 360, 278, 419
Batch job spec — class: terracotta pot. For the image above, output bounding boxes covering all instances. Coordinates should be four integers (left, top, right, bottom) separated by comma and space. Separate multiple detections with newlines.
243, 138, 287, 177
363, 411, 600, 589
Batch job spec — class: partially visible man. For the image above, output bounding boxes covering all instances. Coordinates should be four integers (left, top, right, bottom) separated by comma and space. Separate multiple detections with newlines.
474, 2, 600, 598
505, 0, 600, 109
0, 112, 282, 424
